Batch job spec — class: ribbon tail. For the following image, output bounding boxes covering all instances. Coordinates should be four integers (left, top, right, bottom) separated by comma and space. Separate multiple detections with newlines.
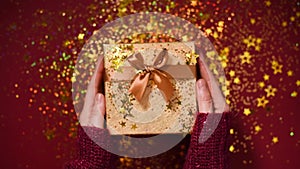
129, 73, 150, 102
152, 70, 174, 102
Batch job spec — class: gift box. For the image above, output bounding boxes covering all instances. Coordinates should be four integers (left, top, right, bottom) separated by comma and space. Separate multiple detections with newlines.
104, 42, 198, 135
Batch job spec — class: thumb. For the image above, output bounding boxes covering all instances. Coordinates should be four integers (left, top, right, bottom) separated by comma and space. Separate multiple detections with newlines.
196, 79, 213, 113
90, 93, 106, 128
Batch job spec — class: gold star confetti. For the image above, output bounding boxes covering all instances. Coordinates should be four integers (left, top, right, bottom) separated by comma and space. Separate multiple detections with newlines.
243, 108, 251, 116
119, 121, 126, 127
296, 80, 300, 86
291, 91, 298, 97
258, 81, 265, 88
243, 35, 262, 51
264, 85, 277, 97
240, 51, 252, 64
191, 0, 197, 6
255, 125, 262, 132
272, 137, 279, 143
131, 124, 137, 130
287, 70, 293, 76
229, 145, 235, 152
234, 77, 240, 84
229, 70, 235, 77
230, 129, 234, 134
257, 96, 269, 108
265, 0, 271, 6
77, 33, 85, 40
271, 60, 283, 74
263, 74, 270, 81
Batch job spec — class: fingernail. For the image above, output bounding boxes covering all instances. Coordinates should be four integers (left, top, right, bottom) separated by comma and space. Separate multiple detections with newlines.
96, 93, 102, 102
197, 79, 205, 90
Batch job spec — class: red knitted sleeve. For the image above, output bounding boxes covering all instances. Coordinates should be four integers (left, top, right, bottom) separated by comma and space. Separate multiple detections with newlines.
64, 125, 112, 169
183, 112, 229, 169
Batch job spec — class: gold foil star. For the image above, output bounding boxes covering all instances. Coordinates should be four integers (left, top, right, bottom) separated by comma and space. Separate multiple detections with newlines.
264, 85, 277, 97
263, 74, 270, 81
296, 80, 300, 86
255, 125, 262, 132
272, 137, 279, 143
240, 51, 252, 64
265, 0, 271, 6
243, 108, 251, 116
271, 60, 283, 74
257, 96, 269, 108
234, 77, 240, 84
131, 124, 137, 130
287, 70, 293, 76
258, 81, 265, 88
229, 70, 235, 77
77, 33, 85, 40
191, 0, 197, 6
291, 91, 298, 97
229, 145, 235, 152
119, 121, 126, 127
272, 64, 283, 74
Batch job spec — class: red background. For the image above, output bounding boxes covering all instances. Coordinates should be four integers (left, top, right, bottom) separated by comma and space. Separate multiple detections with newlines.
0, 0, 299, 168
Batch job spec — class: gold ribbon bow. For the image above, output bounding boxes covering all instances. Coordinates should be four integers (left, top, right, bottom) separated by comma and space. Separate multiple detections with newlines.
127, 49, 174, 102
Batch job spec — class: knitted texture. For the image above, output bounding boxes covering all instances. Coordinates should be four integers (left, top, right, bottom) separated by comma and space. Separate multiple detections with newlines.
65, 112, 229, 168
183, 113, 229, 169
64, 125, 112, 169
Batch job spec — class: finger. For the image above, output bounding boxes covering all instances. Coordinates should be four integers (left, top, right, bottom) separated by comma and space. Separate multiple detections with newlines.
198, 54, 229, 113
90, 93, 106, 128
83, 57, 104, 111
88, 56, 104, 94
196, 79, 213, 113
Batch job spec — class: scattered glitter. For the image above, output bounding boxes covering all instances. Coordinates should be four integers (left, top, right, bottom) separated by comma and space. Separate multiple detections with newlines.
257, 96, 269, 108
272, 137, 279, 144
243, 108, 251, 116
229, 145, 235, 152
291, 91, 298, 97
264, 85, 277, 97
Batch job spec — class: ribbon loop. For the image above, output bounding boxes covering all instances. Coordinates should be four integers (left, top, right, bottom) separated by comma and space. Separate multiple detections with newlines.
127, 49, 174, 103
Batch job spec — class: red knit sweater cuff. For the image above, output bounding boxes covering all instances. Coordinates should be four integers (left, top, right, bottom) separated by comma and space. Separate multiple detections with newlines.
64, 125, 112, 169
184, 112, 229, 169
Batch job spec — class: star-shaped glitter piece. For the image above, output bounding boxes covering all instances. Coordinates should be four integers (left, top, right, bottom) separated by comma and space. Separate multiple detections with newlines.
287, 70, 293, 76
240, 51, 252, 64
272, 136, 279, 143
243, 108, 251, 116
229, 145, 235, 152
291, 91, 298, 97
296, 80, 300, 86
191, 0, 197, 6
77, 33, 85, 40
265, 0, 271, 6
258, 81, 265, 88
272, 64, 283, 74
131, 124, 137, 130
119, 121, 126, 127
264, 85, 277, 97
255, 125, 262, 132
166, 104, 173, 110
229, 70, 235, 77
234, 77, 240, 84
257, 96, 269, 108
263, 74, 270, 81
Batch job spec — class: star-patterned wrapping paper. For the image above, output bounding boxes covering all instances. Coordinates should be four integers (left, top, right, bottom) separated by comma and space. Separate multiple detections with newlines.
0, 0, 299, 168
103, 42, 197, 135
